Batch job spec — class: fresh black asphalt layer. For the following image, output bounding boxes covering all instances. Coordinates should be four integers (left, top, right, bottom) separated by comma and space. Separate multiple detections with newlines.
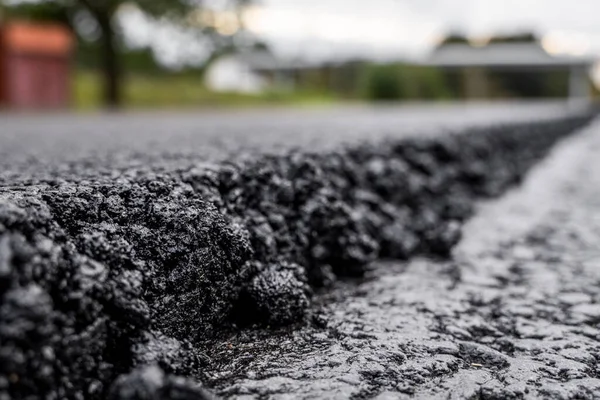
0, 104, 596, 399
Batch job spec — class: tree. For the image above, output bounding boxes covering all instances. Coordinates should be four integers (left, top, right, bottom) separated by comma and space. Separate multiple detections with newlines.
83, 0, 253, 108
8, 0, 251, 108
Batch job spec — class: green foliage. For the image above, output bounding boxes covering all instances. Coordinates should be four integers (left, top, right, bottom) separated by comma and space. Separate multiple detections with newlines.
4, 2, 72, 25
77, 41, 172, 74
439, 32, 537, 46
363, 65, 403, 100
436, 31, 539, 64
361, 64, 451, 102
440, 34, 469, 45
488, 33, 537, 44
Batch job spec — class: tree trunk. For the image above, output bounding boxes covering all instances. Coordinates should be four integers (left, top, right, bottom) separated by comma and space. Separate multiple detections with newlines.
97, 13, 121, 109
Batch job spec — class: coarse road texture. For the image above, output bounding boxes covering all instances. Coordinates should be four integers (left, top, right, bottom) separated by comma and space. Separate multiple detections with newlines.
1, 103, 599, 400
207, 114, 600, 399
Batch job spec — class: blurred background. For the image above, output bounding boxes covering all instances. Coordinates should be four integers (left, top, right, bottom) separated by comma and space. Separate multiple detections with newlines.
0, 0, 599, 110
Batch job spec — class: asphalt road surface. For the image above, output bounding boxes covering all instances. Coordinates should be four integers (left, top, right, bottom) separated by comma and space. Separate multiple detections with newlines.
0, 102, 583, 183
1, 102, 599, 399
205, 116, 600, 399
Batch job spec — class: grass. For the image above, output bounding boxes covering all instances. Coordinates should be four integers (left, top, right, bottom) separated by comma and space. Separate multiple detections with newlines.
73, 71, 338, 110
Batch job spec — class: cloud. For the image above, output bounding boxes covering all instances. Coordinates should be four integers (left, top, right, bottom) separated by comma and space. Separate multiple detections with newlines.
250, 0, 442, 60
400, 0, 600, 34
254, 0, 600, 59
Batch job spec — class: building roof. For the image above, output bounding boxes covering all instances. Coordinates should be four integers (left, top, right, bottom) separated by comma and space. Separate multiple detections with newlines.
425, 42, 594, 68
2, 22, 74, 56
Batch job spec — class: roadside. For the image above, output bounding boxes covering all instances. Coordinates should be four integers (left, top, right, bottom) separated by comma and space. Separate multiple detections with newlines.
73, 71, 339, 110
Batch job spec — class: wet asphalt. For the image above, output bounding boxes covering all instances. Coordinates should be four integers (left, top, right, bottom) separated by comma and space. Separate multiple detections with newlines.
1, 102, 599, 399
205, 116, 600, 399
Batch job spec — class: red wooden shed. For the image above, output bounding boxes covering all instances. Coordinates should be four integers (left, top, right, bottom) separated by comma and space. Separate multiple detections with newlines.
0, 22, 74, 109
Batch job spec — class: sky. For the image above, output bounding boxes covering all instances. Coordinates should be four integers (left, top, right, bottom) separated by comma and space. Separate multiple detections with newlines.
119, 0, 600, 67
